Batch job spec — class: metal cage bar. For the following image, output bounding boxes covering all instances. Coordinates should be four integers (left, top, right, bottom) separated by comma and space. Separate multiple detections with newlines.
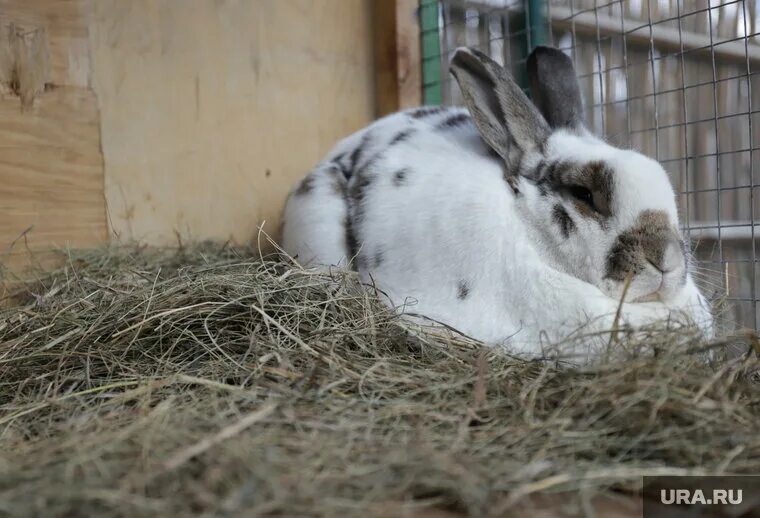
420, 0, 443, 104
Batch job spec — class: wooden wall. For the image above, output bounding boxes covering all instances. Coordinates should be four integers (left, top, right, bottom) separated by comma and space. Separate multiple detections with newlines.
1, 0, 376, 272
1, 0, 106, 272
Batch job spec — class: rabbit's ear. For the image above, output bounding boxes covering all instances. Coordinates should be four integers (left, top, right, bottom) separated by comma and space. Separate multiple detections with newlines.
450, 47, 549, 162
527, 46, 585, 131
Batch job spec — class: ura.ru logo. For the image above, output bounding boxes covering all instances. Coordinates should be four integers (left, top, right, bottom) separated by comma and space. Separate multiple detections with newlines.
661, 489, 742, 505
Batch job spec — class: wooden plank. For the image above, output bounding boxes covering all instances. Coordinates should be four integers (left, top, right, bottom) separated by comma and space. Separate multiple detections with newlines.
0, 86, 107, 273
89, 0, 375, 247
397, 0, 423, 109
550, 5, 760, 65
373, 0, 423, 116
373, 0, 400, 116
0, 0, 103, 283
0, 0, 90, 88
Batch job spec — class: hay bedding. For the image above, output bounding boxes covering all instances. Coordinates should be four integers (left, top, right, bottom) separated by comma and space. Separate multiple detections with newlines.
0, 244, 758, 517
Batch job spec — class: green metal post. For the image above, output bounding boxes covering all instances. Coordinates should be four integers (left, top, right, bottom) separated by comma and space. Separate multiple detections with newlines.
516, 0, 546, 91
419, 0, 442, 105
526, 0, 546, 49
418, 0, 546, 103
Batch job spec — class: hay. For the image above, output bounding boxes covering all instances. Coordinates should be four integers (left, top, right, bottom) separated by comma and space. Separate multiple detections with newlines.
0, 244, 758, 517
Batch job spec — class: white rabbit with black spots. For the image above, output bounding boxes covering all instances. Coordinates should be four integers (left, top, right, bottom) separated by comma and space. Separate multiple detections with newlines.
281, 46, 712, 359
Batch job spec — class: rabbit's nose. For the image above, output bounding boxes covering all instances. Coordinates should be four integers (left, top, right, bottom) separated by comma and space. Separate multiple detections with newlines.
647, 239, 683, 274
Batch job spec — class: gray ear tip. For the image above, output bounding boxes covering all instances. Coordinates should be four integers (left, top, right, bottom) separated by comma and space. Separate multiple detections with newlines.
528, 46, 573, 68
451, 47, 480, 67
451, 47, 473, 64
453, 46, 474, 57
450, 46, 489, 78
526, 45, 584, 130
530, 45, 562, 55
451, 46, 494, 65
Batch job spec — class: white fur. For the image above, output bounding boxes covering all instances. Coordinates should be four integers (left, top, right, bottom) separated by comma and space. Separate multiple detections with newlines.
281, 107, 712, 361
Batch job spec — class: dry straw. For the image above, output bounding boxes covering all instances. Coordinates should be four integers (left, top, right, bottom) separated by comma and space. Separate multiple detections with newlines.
0, 244, 758, 516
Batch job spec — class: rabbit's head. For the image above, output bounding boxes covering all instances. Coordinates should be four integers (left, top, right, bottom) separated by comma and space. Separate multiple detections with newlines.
451, 46, 688, 303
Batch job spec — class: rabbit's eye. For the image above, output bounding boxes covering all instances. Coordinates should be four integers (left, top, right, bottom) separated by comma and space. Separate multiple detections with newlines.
568, 185, 594, 208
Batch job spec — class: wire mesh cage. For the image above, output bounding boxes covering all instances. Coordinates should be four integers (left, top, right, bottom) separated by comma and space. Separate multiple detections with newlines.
420, 0, 760, 333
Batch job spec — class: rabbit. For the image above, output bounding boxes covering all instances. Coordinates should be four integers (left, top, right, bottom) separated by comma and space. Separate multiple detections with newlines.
281, 46, 713, 359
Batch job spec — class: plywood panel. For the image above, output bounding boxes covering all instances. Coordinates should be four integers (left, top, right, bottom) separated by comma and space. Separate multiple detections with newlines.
0, 0, 91, 87
0, 0, 104, 284
89, 0, 375, 246
0, 86, 107, 266
373, 0, 422, 116
396, 0, 422, 110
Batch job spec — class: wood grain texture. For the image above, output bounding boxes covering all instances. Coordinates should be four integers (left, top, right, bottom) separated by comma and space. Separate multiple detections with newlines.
395, 0, 422, 110
0, 85, 107, 272
372, 0, 400, 116
0, 0, 104, 282
0, 0, 90, 88
89, 0, 375, 246
373, 0, 422, 116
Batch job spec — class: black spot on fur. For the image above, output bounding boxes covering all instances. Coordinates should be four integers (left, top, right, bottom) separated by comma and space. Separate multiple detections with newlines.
346, 165, 376, 271
389, 129, 414, 146
355, 152, 383, 178
577, 161, 614, 217
436, 112, 470, 130
539, 160, 614, 226
331, 153, 352, 180
373, 249, 384, 268
532, 159, 546, 179
348, 132, 372, 176
552, 204, 575, 238
327, 166, 347, 197
457, 280, 470, 300
348, 146, 363, 173
350, 174, 373, 205
344, 215, 359, 270
295, 174, 315, 196
543, 161, 563, 183
505, 175, 520, 195
409, 106, 446, 119
393, 168, 409, 186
